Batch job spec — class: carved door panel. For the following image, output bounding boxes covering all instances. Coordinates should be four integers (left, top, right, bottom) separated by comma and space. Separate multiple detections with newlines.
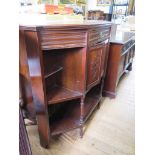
100, 43, 109, 78
87, 46, 102, 90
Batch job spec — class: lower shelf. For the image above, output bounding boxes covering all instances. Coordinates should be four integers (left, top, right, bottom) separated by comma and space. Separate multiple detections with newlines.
49, 85, 101, 136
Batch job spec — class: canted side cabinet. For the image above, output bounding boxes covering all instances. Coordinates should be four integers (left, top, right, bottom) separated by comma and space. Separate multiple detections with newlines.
19, 21, 111, 148
103, 31, 135, 98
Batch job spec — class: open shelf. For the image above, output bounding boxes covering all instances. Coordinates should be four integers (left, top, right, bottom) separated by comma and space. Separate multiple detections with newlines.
47, 85, 82, 104
83, 87, 101, 122
49, 99, 81, 136
44, 65, 63, 79
49, 84, 101, 136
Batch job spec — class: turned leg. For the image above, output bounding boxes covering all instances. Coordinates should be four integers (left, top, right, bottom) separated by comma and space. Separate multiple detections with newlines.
80, 96, 85, 138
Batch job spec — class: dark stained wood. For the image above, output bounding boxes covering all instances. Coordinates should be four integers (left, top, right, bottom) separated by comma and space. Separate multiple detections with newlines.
49, 83, 101, 136
47, 86, 82, 104
24, 31, 50, 148
19, 30, 36, 120
19, 18, 112, 148
44, 66, 63, 79
87, 45, 103, 90
103, 31, 135, 98
40, 30, 87, 50
88, 27, 111, 47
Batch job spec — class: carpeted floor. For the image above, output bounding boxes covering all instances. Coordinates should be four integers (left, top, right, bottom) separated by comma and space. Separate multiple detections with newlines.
26, 64, 135, 155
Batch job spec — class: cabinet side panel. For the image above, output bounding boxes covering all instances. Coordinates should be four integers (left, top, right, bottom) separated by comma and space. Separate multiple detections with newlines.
24, 31, 50, 148
19, 30, 36, 120
103, 44, 122, 93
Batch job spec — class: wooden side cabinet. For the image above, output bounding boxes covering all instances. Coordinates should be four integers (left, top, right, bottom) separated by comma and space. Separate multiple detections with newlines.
19, 17, 112, 148
103, 31, 135, 98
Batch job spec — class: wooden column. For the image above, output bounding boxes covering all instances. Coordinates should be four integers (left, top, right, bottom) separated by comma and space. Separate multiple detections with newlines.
24, 30, 50, 148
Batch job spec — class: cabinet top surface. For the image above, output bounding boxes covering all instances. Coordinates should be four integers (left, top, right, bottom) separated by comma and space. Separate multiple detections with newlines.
19, 14, 112, 30
110, 31, 135, 44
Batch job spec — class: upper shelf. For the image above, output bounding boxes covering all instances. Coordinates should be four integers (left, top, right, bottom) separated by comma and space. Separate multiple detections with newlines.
44, 65, 63, 79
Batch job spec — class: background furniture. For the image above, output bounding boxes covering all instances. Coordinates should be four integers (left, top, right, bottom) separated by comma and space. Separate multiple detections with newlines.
19, 105, 32, 155
103, 31, 135, 98
20, 30, 36, 121
19, 16, 112, 148
111, 0, 129, 20
88, 10, 112, 21
88, 10, 105, 20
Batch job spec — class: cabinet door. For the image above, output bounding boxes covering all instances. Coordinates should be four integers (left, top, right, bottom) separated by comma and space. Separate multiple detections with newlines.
87, 45, 102, 90
100, 43, 109, 78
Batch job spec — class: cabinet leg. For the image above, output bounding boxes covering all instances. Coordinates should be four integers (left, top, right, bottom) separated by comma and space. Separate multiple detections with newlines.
37, 114, 50, 148
80, 96, 84, 138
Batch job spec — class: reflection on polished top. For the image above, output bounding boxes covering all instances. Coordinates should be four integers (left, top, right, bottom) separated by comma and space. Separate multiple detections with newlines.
110, 30, 135, 44
19, 13, 111, 29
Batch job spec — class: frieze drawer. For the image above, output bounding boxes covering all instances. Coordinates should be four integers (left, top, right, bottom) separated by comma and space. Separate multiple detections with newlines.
88, 27, 111, 47
40, 30, 87, 50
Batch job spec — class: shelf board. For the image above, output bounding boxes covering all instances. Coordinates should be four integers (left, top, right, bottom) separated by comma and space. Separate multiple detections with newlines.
49, 86, 101, 136
44, 66, 63, 79
47, 86, 82, 104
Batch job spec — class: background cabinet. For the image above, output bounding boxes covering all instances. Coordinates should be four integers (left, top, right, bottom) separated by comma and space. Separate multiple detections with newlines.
103, 31, 135, 98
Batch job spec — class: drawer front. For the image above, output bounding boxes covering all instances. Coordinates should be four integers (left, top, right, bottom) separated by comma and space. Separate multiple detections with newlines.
87, 46, 102, 90
39, 30, 87, 50
88, 27, 111, 47
122, 39, 135, 54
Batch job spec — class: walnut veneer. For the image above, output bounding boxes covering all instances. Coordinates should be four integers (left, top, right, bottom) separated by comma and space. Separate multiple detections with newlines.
19, 15, 112, 148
